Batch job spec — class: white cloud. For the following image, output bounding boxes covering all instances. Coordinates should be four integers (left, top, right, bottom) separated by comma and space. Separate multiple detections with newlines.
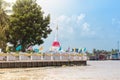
81, 22, 95, 36
46, 14, 96, 51
54, 15, 71, 24
51, 15, 76, 38
50, 14, 95, 40
77, 13, 86, 23
82, 22, 90, 32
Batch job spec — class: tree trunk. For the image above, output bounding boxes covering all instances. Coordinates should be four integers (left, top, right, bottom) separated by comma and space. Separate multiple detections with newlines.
21, 44, 26, 52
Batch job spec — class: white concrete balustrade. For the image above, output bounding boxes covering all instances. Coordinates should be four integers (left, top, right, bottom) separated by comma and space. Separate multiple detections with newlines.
0, 53, 87, 61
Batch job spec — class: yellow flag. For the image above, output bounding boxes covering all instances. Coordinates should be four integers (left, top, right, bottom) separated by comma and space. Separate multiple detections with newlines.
6, 46, 9, 52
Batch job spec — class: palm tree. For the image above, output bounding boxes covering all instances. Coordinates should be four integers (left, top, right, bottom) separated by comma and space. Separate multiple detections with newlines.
0, 0, 10, 52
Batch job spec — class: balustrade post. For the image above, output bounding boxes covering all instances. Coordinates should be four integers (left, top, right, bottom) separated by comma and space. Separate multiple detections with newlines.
60, 53, 62, 60
6, 53, 9, 61
51, 53, 53, 60
31, 55, 32, 60
19, 54, 21, 61
68, 53, 70, 60
83, 53, 87, 60
73, 54, 75, 60
41, 53, 43, 60
79, 54, 81, 60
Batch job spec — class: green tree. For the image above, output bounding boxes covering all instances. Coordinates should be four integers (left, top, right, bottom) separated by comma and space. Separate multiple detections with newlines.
0, 0, 10, 52
111, 49, 118, 54
8, 0, 52, 52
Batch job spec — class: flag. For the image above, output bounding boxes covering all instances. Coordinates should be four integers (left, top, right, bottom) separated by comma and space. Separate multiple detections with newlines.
72, 48, 75, 52
39, 46, 43, 51
34, 49, 39, 53
82, 48, 86, 52
58, 46, 62, 51
6, 46, 9, 52
67, 46, 70, 52
16, 45, 22, 51
28, 46, 33, 50
83, 48, 86, 52
79, 48, 82, 53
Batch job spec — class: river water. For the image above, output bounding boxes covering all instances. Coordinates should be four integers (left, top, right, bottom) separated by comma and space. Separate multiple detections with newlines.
0, 60, 120, 80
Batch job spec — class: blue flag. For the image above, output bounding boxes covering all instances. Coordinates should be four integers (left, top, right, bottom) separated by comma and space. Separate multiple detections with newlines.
34, 49, 39, 53
59, 46, 62, 51
16, 45, 22, 51
79, 48, 82, 53
83, 48, 86, 52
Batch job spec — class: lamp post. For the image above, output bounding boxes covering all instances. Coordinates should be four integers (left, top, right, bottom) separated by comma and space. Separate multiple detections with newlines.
118, 41, 119, 52
117, 41, 120, 59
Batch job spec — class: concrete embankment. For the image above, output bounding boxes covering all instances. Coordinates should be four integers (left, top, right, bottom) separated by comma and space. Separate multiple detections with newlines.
0, 60, 87, 68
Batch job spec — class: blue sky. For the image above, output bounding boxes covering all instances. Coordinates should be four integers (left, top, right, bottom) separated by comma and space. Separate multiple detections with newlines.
6, 0, 120, 52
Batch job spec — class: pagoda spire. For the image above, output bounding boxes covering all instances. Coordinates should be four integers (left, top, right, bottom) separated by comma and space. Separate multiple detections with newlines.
51, 25, 61, 51
55, 25, 58, 41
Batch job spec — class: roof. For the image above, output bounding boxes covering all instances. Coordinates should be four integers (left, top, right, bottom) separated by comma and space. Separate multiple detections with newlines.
52, 41, 60, 47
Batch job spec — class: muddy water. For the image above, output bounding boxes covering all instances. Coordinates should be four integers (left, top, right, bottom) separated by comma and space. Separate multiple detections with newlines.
0, 61, 120, 80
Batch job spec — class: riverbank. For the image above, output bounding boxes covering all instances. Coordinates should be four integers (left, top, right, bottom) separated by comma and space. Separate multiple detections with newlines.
0, 60, 120, 80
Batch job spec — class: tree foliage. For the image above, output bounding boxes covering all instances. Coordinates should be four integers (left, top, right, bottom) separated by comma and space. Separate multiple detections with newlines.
0, 0, 10, 51
8, 0, 52, 51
